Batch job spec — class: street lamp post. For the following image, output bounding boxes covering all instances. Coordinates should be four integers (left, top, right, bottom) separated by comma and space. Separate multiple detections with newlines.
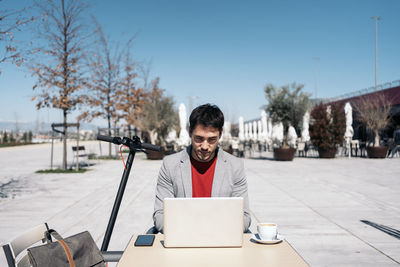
371, 16, 382, 91
313, 57, 320, 99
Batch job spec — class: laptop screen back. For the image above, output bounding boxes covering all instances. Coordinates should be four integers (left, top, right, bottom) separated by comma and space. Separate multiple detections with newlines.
163, 197, 244, 248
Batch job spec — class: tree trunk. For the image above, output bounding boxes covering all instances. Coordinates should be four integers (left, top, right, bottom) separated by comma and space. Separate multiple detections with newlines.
107, 113, 111, 157
61, 0, 68, 170
282, 125, 289, 148
128, 125, 132, 138
113, 120, 118, 157
374, 130, 380, 147
149, 129, 157, 145
282, 134, 289, 148
62, 109, 67, 170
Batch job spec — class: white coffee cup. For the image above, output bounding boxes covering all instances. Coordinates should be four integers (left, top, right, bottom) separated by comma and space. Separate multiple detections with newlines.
257, 223, 277, 240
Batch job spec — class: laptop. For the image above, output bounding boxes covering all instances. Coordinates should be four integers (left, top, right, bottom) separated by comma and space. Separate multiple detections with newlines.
163, 197, 244, 248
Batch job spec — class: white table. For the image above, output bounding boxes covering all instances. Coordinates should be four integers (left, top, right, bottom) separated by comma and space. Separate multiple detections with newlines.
117, 234, 309, 267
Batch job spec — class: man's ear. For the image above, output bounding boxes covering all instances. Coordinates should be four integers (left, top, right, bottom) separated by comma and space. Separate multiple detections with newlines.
189, 129, 192, 138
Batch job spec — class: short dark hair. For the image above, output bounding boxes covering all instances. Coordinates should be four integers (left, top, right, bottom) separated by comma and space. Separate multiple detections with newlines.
189, 104, 224, 134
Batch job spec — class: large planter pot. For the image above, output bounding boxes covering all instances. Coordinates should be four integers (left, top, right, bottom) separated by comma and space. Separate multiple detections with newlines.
317, 148, 337, 158
366, 146, 388, 158
273, 148, 296, 161
146, 149, 164, 160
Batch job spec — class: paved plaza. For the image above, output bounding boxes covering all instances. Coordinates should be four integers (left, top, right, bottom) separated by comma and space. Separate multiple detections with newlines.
0, 141, 399, 266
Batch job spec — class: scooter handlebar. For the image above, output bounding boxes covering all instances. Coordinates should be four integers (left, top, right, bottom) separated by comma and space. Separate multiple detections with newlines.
97, 135, 161, 151
141, 143, 162, 152
97, 135, 121, 145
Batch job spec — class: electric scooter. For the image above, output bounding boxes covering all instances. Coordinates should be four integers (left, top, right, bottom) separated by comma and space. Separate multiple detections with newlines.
96, 135, 161, 262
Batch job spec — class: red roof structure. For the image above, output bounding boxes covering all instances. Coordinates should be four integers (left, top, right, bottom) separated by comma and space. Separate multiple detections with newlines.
326, 86, 400, 108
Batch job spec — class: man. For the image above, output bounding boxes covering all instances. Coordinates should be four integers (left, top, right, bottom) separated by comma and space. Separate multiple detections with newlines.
152, 103, 251, 233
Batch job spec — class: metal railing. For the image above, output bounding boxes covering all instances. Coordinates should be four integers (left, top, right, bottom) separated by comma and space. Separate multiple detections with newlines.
323, 79, 400, 104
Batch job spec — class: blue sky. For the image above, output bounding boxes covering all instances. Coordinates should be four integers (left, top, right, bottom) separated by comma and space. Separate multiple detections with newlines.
1, 0, 399, 126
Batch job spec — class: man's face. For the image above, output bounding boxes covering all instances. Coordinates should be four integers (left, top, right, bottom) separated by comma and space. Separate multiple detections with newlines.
190, 124, 221, 162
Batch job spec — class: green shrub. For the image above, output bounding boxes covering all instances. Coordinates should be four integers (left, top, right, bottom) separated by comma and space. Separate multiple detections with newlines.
264, 82, 311, 147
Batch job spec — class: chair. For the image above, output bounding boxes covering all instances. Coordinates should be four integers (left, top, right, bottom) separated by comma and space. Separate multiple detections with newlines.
388, 136, 400, 158
2, 223, 50, 267
296, 142, 306, 157
390, 145, 400, 158
305, 143, 317, 157
351, 140, 360, 157
72, 146, 89, 166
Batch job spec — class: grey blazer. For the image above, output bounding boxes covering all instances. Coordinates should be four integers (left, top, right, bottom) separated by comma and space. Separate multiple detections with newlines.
153, 146, 251, 232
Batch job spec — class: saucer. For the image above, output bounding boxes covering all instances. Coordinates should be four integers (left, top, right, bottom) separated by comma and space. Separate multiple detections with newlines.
251, 233, 284, 244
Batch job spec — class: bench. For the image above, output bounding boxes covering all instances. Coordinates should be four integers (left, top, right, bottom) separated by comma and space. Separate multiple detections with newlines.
72, 145, 89, 166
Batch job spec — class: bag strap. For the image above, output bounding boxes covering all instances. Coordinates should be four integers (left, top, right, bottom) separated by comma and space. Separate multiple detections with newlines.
46, 229, 76, 267
57, 239, 76, 267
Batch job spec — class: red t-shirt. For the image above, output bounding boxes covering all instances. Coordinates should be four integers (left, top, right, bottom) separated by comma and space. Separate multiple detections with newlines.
190, 154, 217, 197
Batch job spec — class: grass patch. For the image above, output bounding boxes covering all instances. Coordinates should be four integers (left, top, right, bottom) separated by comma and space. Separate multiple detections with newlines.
36, 168, 89, 174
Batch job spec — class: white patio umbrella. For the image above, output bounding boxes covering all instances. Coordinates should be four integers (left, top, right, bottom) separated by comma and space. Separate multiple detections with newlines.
344, 102, 354, 139
238, 116, 245, 141
267, 118, 273, 140
257, 120, 263, 142
244, 123, 249, 141
248, 123, 253, 140
177, 103, 190, 146
223, 121, 232, 141
287, 125, 297, 147
252, 121, 258, 141
301, 111, 310, 142
261, 111, 268, 142
344, 102, 354, 158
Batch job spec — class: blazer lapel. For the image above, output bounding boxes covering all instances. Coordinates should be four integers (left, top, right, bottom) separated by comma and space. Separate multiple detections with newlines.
211, 148, 226, 197
180, 146, 192, 197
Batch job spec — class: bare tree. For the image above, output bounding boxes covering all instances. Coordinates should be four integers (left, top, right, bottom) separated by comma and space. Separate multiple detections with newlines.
353, 94, 392, 147
80, 20, 123, 156
137, 59, 152, 90
0, 0, 34, 74
116, 45, 148, 137
31, 0, 89, 169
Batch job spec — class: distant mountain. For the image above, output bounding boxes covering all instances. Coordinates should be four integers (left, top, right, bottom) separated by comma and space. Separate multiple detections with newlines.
0, 121, 104, 132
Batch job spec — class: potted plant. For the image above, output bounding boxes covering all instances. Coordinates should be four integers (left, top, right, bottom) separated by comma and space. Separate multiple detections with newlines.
264, 82, 311, 161
139, 78, 179, 159
353, 94, 392, 158
309, 103, 346, 158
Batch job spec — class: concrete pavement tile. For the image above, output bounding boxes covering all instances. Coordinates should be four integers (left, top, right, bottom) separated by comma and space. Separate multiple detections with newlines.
288, 234, 399, 266
1, 143, 400, 266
